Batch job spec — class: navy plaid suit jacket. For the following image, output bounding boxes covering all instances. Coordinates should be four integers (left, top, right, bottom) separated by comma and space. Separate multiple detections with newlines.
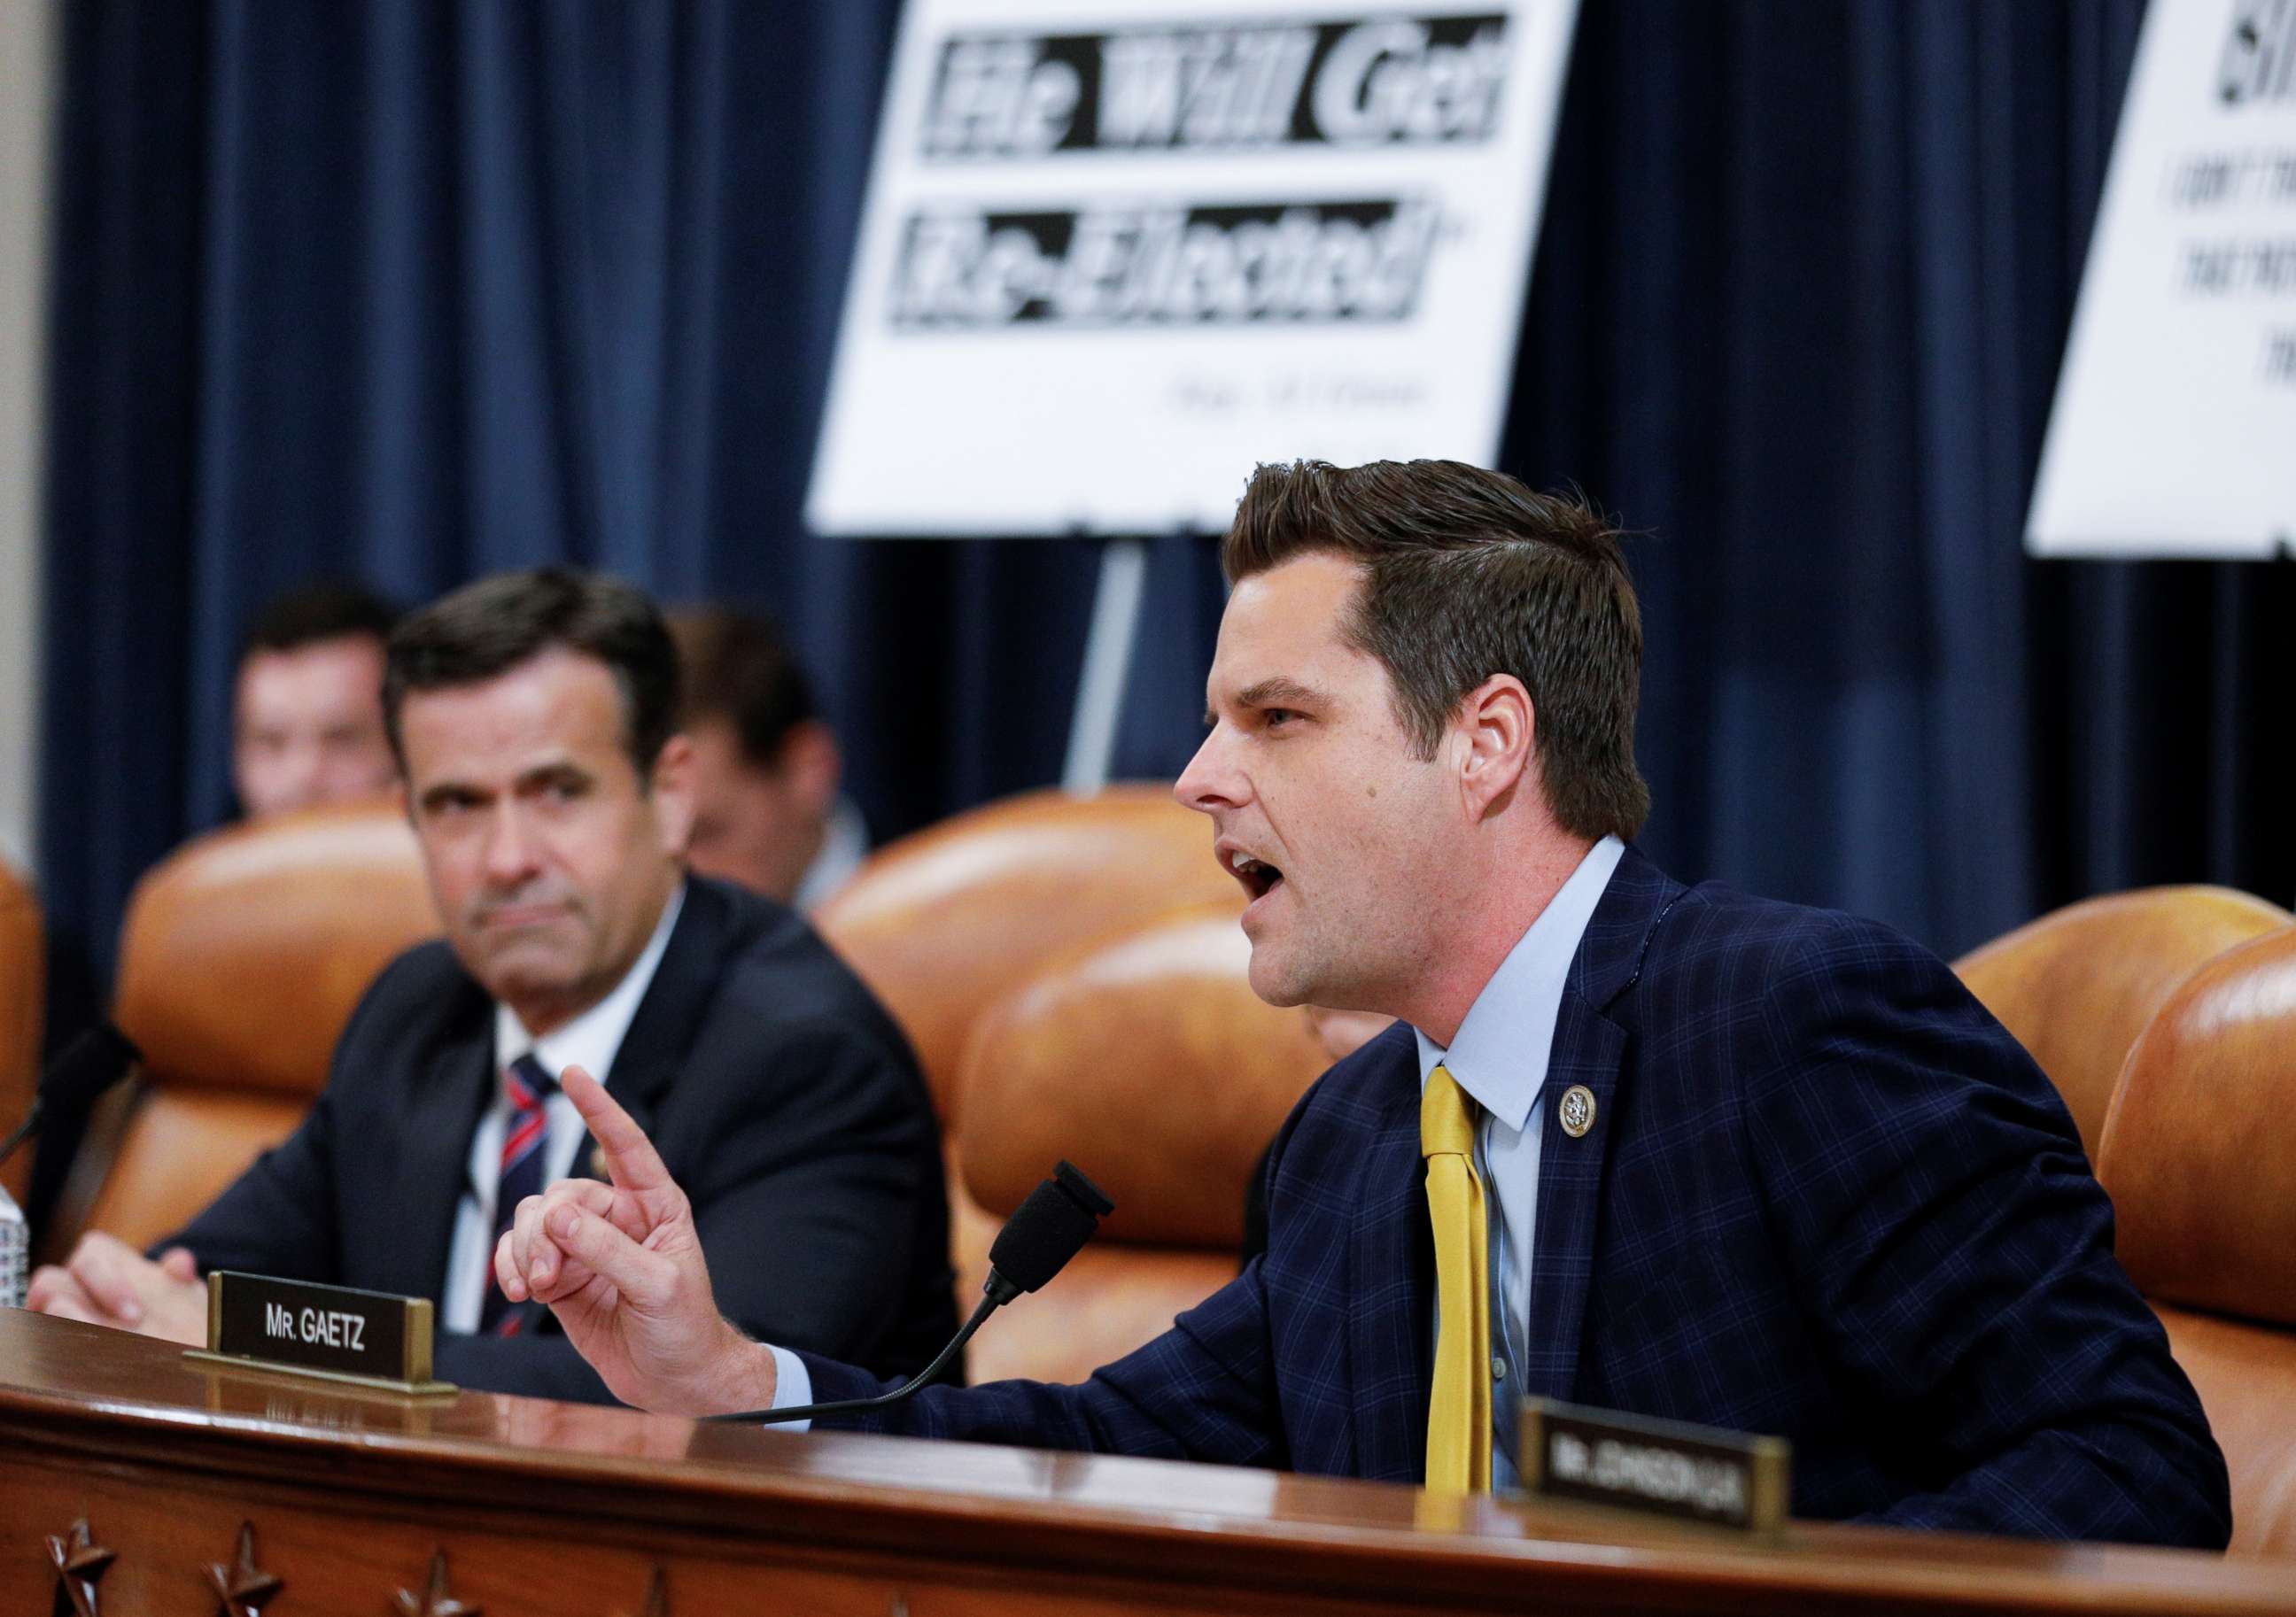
805, 848, 2230, 1546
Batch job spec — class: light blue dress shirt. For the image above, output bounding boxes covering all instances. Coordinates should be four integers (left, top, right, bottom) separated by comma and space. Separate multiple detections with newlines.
1412, 834, 1625, 1486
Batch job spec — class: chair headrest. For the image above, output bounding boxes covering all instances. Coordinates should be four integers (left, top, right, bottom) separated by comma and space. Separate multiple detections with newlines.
952, 904, 1328, 1249
114, 801, 438, 1095
1952, 886, 2290, 1158
2100, 926, 2296, 1327
815, 785, 1241, 1116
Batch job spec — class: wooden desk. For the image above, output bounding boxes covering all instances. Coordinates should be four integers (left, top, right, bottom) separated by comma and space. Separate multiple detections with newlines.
2, 1309, 2286, 1616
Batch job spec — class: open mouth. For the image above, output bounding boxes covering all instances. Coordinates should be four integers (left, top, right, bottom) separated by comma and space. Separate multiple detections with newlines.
1228, 849, 1284, 901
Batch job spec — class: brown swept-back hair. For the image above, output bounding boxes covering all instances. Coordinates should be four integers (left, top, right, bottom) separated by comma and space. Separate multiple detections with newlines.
1222, 459, 1649, 842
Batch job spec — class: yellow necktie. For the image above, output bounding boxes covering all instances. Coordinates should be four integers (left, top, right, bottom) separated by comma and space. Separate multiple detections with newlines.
1422, 1063, 1492, 1492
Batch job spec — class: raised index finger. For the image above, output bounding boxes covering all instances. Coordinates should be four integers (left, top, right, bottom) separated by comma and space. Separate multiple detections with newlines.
560, 1064, 673, 1195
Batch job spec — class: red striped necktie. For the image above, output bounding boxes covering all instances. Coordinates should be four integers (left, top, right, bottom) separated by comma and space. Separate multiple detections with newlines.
478, 1052, 558, 1336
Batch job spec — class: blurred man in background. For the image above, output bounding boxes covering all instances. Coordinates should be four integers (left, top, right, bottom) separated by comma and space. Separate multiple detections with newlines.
231, 581, 401, 818
669, 607, 866, 911
21, 582, 406, 1243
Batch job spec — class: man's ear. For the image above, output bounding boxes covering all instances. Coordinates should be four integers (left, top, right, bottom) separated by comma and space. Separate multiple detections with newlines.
775, 720, 842, 818
648, 733, 699, 856
1454, 674, 1534, 823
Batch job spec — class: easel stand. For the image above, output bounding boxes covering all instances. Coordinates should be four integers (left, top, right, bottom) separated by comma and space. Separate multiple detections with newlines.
1062, 529, 1200, 793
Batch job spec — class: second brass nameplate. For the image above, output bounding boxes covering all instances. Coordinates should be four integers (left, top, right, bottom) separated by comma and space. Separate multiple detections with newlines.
188, 1271, 454, 1396
1518, 1397, 1790, 1533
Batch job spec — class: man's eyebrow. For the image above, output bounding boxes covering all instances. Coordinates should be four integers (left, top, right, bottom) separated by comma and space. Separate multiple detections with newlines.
516, 759, 592, 789
1237, 677, 1327, 711
1205, 677, 1333, 727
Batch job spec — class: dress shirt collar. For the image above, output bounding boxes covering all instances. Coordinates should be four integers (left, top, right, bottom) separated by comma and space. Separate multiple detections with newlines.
493, 881, 686, 1085
1413, 836, 1626, 1130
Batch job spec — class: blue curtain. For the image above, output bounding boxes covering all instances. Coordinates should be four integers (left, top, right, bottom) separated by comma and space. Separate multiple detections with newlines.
40, 0, 2296, 1018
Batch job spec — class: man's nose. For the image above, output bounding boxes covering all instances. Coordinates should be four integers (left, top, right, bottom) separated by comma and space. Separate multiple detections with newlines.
481, 802, 541, 884
1175, 728, 1242, 816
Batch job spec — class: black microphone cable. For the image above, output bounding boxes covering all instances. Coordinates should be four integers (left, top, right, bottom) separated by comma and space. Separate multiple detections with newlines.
710, 1160, 1113, 1425
0, 1022, 142, 1168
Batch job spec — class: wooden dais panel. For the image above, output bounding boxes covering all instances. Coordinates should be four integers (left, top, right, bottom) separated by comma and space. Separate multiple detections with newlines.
2, 1309, 2288, 1617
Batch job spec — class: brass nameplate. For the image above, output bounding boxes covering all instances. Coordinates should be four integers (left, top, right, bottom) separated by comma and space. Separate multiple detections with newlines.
186, 1272, 454, 1396
1518, 1397, 1790, 1534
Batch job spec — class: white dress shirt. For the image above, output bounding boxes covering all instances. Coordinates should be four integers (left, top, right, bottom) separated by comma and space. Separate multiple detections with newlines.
439, 883, 686, 1333
767, 838, 1629, 1432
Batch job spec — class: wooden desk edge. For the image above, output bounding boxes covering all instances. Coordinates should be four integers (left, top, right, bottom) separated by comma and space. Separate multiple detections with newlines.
2, 1311, 2284, 1616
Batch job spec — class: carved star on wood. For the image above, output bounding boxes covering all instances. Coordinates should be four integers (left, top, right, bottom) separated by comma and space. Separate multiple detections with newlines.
44, 1519, 115, 1617
206, 1522, 283, 1616
393, 1551, 480, 1617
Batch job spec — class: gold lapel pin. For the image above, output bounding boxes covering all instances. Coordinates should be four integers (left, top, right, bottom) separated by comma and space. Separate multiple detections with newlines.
1558, 1084, 1597, 1139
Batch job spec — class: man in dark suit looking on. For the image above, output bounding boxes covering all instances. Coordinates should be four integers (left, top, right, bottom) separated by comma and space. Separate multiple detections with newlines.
494, 462, 2227, 1544
30, 569, 952, 1401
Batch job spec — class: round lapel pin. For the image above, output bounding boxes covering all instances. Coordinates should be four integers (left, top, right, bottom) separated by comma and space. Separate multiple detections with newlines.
1558, 1084, 1597, 1139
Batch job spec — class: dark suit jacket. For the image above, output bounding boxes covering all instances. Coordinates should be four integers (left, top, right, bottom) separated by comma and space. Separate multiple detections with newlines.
172, 875, 954, 1403
803, 848, 2230, 1547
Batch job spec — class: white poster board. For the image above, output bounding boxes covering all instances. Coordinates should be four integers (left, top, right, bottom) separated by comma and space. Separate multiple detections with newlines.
2028, 0, 2296, 558
808, 0, 1580, 537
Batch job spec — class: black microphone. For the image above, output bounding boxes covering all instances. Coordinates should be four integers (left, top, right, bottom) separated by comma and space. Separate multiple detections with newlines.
0, 1022, 142, 1169
712, 1159, 1114, 1425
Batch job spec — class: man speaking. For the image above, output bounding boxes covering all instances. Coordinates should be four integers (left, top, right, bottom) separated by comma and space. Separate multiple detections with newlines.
31, 569, 953, 1400
497, 461, 2227, 1545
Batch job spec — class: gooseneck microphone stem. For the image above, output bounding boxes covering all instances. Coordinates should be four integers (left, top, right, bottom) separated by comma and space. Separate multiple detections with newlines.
707, 1160, 1113, 1428
0, 1023, 144, 1172
710, 1272, 1021, 1426
0, 1100, 41, 1169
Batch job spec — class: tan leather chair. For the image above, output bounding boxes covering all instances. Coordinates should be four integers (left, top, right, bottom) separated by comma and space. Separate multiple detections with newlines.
75, 801, 438, 1252
950, 904, 1328, 1384
815, 785, 1245, 1332
814, 785, 1241, 1120
1952, 886, 2290, 1158
2096, 927, 2296, 1555
0, 856, 42, 1205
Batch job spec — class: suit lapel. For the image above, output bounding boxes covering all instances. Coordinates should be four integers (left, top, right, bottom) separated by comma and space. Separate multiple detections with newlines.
571, 879, 730, 1180
1522, 846, 1681, 1404
1522, 986, 1625, 1403
1347, 1041, 1434, 1484
383, 1002, 496, 1302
